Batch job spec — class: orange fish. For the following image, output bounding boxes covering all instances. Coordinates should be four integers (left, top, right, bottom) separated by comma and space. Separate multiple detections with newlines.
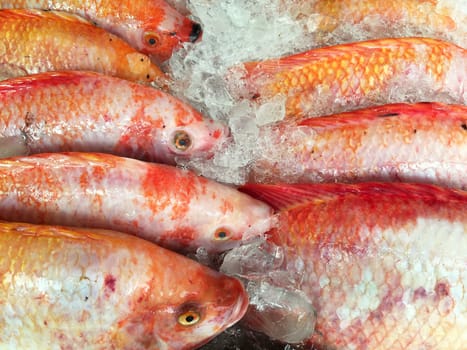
285, 0, 466, 48
250, 102, 467, 190
0, 152, 274, 253
0, 9, 167, 85
236, 182, 467, 349
0, 220, 248, 349
240, 37, 466, 118
0, 71, 227, 164
0, 0, 202, 62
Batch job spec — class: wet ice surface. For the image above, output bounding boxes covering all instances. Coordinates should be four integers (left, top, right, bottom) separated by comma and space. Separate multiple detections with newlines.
164, 0, 466, 348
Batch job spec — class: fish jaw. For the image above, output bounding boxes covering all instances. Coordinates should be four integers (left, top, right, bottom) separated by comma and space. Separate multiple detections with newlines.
151, 178, 275, 253
153, 119, 231, 165
184, 187, 275, 254
136, 271, 249, 350
130, 2, 203, 62
0, 221, 248, 349
115, 92, 231, 165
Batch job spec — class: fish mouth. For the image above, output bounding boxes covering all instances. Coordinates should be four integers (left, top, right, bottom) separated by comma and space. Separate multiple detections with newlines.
189, 22, 203, 43
223, 277, 250, 328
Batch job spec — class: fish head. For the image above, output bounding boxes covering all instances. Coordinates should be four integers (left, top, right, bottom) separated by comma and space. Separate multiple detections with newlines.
147, 99, 231, 164
123, 259, 249, 349
186, 186, 275, 254
143, 175, 274, 254
138, 5, 202, 62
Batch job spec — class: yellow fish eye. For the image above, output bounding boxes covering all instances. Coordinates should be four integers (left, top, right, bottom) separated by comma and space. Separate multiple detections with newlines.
173, 131, 192, 151
214, 228, 230, 241
178, 310, 201, 326
144, 32, 160, 46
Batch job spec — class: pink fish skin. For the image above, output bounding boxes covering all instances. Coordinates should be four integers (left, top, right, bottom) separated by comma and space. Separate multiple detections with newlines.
240, 182, 467, 349
241, 37, 466, 118
250, 102, 467, 190
0, 0, 202, 62
284, 0, 466, 48
0, 71, 228, 165
0, 220, 249, 350
0, 152, 274, 253
0, 9, 167, 85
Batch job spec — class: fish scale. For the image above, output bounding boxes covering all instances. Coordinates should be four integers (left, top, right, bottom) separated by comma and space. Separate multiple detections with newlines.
284, 0, 466, 48
238, 182, 467, 349
250, 102, 467, 189
0, 9, 167, 84
0, 71, 229, 164
0, 221, 249, 349
0, 152, 273, 254
0, 0, 202, 62
242, 37, 466, 118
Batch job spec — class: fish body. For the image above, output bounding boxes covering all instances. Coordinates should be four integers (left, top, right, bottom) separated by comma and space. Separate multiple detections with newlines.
0, 71, 227, 164
0, 152, 273, 253
0, 9, 166, 85
0, 0, 202, 62
0, 221, 248, 349
286, 0, 466, 48
250, 102, 467, 190
241, 37, 466, 118
239, 182, 467, 349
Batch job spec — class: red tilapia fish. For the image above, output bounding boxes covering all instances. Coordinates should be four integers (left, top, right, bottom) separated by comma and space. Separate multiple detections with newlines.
284, 0, 466, 48
0, 10, 167, 85
0, 152, 273, 253
250, 102, 467, 190
0, 221, 248, 349
0, 0, 202, 62
239, 37, 466, 118
235, 182, 467, 349
0, 71, 227, 164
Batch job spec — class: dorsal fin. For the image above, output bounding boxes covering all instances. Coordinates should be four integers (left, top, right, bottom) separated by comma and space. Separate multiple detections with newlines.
241, 37, 452, 80
297, 102, 466, 127
0, 9, 91, 24
239, 183, 467, 211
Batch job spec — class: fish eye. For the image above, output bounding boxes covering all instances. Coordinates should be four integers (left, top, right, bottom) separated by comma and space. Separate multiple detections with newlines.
178, 310, 201, 327
173, 131, 192, 151
214, 228, 230, 241
144, 32, 160, 46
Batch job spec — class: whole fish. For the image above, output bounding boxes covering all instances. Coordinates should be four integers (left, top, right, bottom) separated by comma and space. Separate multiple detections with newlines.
0, 152, 273, 253
0, 71, 227, 164
0, 10, 167, 85
234, 182, 467, 349
0, 0, 202, 62
250, 102, 467, 190
240, 37, 466, 118
284, 0, 466, 48
0, 220, 249, 349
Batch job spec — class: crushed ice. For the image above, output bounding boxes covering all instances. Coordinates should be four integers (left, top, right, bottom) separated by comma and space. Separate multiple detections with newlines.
167, 0, 465, 185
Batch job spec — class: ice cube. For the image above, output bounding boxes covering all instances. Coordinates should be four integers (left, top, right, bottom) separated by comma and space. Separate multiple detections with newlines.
243, 280, 316, 344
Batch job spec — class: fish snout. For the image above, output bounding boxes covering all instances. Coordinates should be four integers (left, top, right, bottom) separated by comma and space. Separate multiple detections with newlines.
196, 120, 231, 157
216, 276, 249, 327
189, 22, 203, 43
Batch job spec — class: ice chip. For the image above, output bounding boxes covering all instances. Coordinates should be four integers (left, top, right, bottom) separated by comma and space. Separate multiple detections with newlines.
221, 239, 284, 278
255, 97, 287, 126
243, 280, 316, 344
